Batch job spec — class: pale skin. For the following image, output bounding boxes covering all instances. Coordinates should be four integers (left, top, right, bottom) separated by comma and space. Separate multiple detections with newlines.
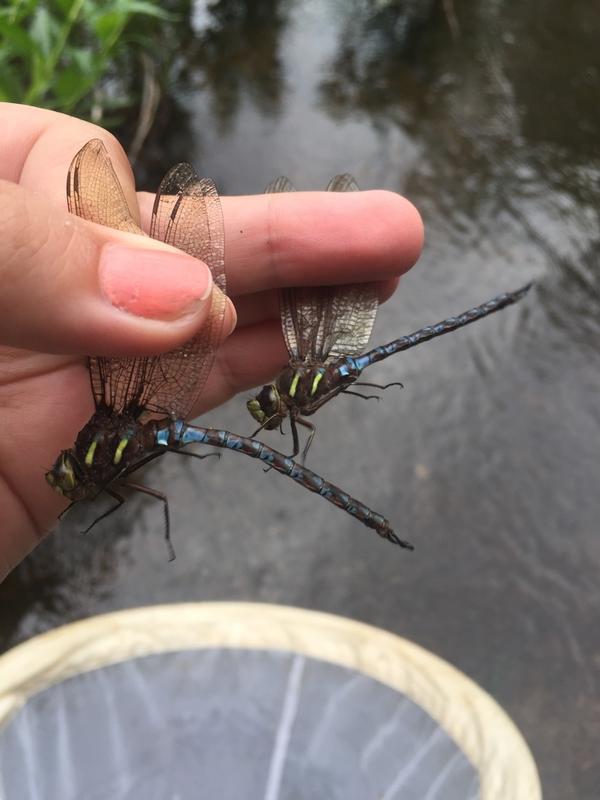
0, 103, 424, 580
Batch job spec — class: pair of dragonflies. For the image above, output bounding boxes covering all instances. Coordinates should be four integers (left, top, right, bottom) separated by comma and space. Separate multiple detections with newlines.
46, 140, 530, 556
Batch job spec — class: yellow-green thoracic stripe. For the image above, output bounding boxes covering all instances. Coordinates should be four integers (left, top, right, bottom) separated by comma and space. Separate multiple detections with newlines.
84, 440, 98, 467
113, 437, 130, 465
310, 371, 324, 396
288, 372, 301, 398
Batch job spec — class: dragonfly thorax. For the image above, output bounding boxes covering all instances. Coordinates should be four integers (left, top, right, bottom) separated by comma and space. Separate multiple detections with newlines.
46, 409, 150, 501
248, 363, 355, 428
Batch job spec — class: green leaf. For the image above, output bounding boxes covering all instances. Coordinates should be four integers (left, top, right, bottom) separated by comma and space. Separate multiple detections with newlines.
54, 66, 87, 102
0, 64, 26, 103
0, 17, 40, 59
55, 0, 80, 13
68, 46, 99, 77
93, 10, 127, 44
54, 63, 92, 104
124, 1, 175, 20
0, 0, 39, 25
28, 6, 59, 58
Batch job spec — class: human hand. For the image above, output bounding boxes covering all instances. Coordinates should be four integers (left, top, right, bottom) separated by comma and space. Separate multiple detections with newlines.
0, 102, 423, 578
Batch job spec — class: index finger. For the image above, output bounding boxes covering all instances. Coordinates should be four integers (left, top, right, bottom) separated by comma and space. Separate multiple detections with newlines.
139, 189, 424, 296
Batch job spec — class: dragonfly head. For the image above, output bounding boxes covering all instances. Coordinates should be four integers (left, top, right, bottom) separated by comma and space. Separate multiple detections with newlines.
46, 450, 86, 500
247, 384, 284, 430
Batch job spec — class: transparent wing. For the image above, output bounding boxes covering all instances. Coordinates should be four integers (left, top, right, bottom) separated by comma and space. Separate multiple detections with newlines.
325, 173, 359, 193
67, 140, 225, 419
267, 173, 379, 363
66, 138, 142, 235
147, 162, 225, 418
68, 140, 154, 415
264, 176, 296, 193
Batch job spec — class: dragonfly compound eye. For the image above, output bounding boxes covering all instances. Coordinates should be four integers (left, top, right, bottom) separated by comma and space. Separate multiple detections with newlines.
248, 385, 281, 424
45, 452, 78, 496
246, 398, 266, 424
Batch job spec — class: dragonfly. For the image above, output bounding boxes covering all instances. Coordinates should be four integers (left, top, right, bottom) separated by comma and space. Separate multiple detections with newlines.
248, 174, 531, 460
45, 141, 414, 555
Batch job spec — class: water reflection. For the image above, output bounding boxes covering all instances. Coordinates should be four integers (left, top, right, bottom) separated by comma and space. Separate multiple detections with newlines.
319, 0, 439, 122
319, 0, 600, 343
134, 0, 291, 188
189, 0, 289, 131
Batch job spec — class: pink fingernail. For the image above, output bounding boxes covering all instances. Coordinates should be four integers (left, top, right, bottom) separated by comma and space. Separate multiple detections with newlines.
99, 244, 212, 320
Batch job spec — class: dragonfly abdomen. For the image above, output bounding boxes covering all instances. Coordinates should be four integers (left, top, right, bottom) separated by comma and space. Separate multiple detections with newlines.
157, 420, 413, 549
349, 284, 532, 374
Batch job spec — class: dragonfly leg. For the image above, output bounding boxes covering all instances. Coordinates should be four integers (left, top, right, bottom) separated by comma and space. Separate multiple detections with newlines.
343, 380, 403, 401
259, 421, 290, 473
58, 501, 76, 521
249, 416, 287, 472
289, 416, 301, 459
352, 380, 404, 390
342, 390, 381, 401
122, 481, 175, 562
250, 414, 280, 440
296, 417, 316, 464
81, 488, 125, 535
169, 448, 221, 462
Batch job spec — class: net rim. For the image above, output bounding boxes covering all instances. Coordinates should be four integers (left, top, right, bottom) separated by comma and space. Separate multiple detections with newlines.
0, 602, 540, 800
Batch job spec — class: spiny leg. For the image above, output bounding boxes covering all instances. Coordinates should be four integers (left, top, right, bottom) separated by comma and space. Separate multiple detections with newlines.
342, 390, 382, 401
81, 488, 125, 535
251, 414, 283, 473
296, 416, 316, 464
342, 380, 403, 402
122, 481, 175, 562
289, 415, 301, 459
266, 415, 313, 464
353, 380, 404, 390
168, 449, 221, 462
77, 451, 165, 535
250, 414, 280, 440
58, 501, 76, 522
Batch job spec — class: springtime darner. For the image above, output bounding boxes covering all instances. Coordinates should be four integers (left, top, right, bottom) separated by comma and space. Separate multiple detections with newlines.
248, 175, 531, 460
46, 141, 414, 554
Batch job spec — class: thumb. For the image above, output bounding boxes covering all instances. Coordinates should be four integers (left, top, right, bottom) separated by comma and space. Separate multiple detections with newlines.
0, 180, 234, 356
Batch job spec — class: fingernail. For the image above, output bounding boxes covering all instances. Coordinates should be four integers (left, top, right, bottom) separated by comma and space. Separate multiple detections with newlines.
99, 244, 213, 320
213, 286, 237, 337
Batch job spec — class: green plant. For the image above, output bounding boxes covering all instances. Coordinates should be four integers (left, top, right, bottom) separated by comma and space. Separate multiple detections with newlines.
0, 0, 174, 123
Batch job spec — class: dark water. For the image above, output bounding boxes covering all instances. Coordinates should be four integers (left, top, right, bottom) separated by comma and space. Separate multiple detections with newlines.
2, 2, 599, 798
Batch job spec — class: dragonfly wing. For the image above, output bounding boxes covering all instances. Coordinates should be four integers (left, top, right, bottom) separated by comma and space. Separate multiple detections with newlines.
268, 174, 379, 363
67, 141, 226, 420
150, 163, 225, 293
265, 176, 296, 194
266, 177, 335, 361
279, 285, 337, 362
325, 173, 359, 193
147, 163, 226, 418
320, 174, 379, 360
67, 139, 143, 235
264, 177, 313, 361
67, 140, 154, 414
